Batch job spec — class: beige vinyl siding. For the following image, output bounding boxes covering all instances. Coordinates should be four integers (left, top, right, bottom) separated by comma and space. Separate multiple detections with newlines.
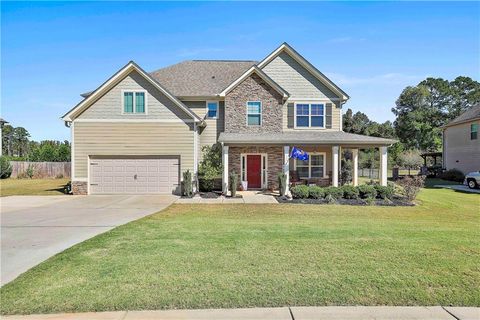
184, 101, 225, 160
73, 122, 194, 179
444, 120, 480, 174
77, 70, 192, 120
282, 100, 341, 132
262, 51, 338, 100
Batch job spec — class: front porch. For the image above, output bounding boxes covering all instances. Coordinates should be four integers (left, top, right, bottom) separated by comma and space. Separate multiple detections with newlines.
218, 132, 396, 194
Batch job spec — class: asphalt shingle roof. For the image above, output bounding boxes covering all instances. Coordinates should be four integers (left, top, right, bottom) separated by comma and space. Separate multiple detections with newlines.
149, 60, 257, 97
444, 103, 480, 127
218, 131, 396, 145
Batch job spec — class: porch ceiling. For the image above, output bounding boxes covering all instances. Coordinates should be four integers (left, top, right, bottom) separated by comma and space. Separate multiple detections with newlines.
218, 131, 396, 146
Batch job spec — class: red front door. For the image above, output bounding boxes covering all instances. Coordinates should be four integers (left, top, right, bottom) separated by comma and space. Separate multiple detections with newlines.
247, 155, 262, 189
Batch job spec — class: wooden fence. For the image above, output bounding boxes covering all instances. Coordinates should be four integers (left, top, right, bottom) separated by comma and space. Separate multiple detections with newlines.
10, 161, 71, 179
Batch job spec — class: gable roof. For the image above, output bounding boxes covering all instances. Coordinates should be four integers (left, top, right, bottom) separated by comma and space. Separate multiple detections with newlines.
150, 60, 256, 98
219, 66, 289, 98
257, 42, 349, 101
62, 61, 202, 122
443, 103, 480, 128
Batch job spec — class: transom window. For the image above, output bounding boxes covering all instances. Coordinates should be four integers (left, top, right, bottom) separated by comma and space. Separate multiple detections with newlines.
123, 91, 146, 114
206, 101, 218, 119
247, 101, 261, 126
295, 153, 325, 178
471, 123, 478, 140
295, 103, 325, 128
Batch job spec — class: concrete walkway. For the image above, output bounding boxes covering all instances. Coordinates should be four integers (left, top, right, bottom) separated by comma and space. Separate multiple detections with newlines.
1, 195, 177, 285
4, 306, 479, 320
176, 191, 278, 204
434, 184, 480, 194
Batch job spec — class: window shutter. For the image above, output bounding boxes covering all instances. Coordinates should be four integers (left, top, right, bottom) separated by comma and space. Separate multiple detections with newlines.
326, 103, 332, 129
287, 103, 294, 128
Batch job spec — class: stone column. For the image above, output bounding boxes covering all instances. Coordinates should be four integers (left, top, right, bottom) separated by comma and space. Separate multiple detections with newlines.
332, 145, 339, 187
352, 148, 359, 186
283, 146, 290, 194
380, 146, 388, 186
222, 145, 229, 194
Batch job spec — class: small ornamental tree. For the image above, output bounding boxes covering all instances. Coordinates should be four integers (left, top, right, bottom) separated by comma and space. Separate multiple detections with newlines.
229, 171, 239, 197
198, 143, 222, 191
398, 150, 423, 175
0, 156, 12, 179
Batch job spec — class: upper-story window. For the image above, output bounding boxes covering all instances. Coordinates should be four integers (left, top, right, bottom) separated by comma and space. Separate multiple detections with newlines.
206, 101, 218, 119
123, 91, 146, 114
471, 123, 478, 140
247, 101, 261, 126
295, 103, 324, 128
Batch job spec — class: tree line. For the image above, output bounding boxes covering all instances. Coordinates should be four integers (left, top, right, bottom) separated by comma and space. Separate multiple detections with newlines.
2, 125, 70, 162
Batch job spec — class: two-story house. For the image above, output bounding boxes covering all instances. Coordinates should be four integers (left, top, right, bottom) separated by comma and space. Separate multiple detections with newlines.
62, 43, 395, 195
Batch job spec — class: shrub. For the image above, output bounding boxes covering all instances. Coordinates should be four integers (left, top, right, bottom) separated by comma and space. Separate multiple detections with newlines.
325, 194, 336, 204
26, 164, 35, 179
342, 185, 359, 199
55, 173, 64, 179
181, 170, 193, 198
0, 156, 12, 179
340, 159, 353, 185
357, 185, 377, 199
374, 184, 394, 200
439, 168, 465, 182
198, 143, 222, 191
290, 185, 309, 199
199, 177, 215, 192
398, 175, 425, 201
229, 171, 239, 197
323, 186, 343, 200
278, 173, 287, 197
308, 185, 324, 199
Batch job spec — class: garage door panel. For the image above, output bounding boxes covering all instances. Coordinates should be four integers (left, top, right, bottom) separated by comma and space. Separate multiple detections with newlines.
90, 157, 180, 194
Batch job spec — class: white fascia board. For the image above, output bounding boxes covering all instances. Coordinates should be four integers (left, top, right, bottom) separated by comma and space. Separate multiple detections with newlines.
219, 66, 289, 98
257, 43, 349, 101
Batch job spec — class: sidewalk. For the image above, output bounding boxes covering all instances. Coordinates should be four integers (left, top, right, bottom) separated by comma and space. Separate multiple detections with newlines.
175, 191, 278, 204
4, 306, 479, 320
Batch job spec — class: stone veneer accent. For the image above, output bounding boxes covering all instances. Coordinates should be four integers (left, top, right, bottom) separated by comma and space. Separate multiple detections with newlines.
72, 181, 88, 195
225, 73, 284, 134
229, 145, 283, 190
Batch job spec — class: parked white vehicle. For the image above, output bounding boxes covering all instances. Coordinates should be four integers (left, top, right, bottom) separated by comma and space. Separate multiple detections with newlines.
464, 171, 480, 189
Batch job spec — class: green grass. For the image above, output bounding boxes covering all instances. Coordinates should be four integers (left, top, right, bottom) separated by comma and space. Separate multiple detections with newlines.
1, 188, 479, 315
0, 178, 69, 197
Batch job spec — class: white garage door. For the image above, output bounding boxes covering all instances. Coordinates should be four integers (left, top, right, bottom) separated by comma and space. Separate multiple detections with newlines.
89, 157, 179, 194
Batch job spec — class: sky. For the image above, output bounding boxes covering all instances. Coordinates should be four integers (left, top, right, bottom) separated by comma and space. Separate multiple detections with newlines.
1, 1, 479, 141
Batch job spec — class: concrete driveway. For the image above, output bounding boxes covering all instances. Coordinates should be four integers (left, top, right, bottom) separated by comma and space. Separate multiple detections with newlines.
1, 195, 177, 285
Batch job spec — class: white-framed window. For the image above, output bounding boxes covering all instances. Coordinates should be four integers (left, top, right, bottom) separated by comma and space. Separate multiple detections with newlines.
247, 101, 261, 126
122, 90, 147, 114
206, 101, 218, 119
294, 153, 326, 178
295, 103, 325, 128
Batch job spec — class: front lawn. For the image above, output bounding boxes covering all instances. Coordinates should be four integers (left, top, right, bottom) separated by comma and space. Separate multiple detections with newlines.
0, 178, 69, 196
1, 188, 479, 314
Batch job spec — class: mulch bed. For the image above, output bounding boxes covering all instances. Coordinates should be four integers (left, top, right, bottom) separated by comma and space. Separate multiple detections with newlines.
199, 192, 222, 199
276, 195, 413, 206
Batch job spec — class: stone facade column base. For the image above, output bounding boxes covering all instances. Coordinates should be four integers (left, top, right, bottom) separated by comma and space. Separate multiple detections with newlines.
72, 181, 88, 195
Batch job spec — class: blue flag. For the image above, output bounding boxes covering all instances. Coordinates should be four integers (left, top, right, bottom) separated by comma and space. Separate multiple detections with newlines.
290, 146, 309, 161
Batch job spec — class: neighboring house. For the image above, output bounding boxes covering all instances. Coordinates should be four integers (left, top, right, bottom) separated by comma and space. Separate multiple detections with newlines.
442, 103, 480, 174
62, 43, 395, 195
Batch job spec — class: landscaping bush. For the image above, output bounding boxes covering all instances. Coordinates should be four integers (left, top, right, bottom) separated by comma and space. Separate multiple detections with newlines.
181, 170, 193, 198
290, 185, 309, 199
357, 185, 377, 199
323, 186, 343, 200
198, 177, 215, 192
26, 164, 35, 179
342, 185, 359, 199
340, 159, 353, 185
198, 143, 222, 191
278, 173, 287, 197
0, 156, 12, 179
308, 185, 324, 199
374, 184, 394, 200
229, 171, 239, 197
398, 175, 425, 201
439, 168, 465, 182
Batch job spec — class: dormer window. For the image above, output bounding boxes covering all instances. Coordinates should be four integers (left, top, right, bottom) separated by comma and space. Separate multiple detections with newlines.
206, 101, 218, 119
123, 91, 146, 114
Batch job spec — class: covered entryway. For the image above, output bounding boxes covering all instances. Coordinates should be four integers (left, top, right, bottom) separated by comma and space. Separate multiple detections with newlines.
89, 156, 179, 194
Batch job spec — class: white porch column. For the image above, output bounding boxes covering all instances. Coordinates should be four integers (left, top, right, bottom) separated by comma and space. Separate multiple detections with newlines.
283, 146, 290, 187
332, 145, 339, 187
352, 148, 359, 187
380, 146, 388, 186
222, 145, 229, 194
